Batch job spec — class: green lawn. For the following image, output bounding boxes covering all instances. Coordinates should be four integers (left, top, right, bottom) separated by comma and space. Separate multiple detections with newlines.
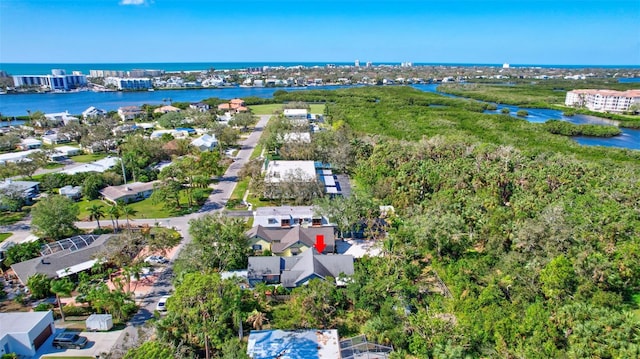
0, 233, 11, 241
249, 103, 325, 115
69, 153, 108, 163
0, 212, 26, 226
249, 104, 282, 115
309, 104, 326, 114
44, 162, 64, 169
77, 188, 213, 221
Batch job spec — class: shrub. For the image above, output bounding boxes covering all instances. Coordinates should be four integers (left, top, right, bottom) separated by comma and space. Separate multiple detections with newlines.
34, 302, 54, 311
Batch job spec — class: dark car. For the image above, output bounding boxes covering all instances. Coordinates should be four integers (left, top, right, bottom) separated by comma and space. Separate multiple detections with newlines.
52, 333, 89, 349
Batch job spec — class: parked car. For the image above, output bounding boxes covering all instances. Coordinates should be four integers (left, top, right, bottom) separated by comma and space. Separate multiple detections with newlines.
52, 333, 89, 349
144, 255, 169, 264
156, 295, 171, 312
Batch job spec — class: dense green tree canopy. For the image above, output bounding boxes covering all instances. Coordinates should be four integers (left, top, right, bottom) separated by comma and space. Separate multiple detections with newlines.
31, 195, 79, 240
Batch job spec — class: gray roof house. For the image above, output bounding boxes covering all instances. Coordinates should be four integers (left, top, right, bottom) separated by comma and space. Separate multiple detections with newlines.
247, 249, 354, 288
11, 234, 112, 284
246, 225, 335, 256
190, 134, 218, 152
100, 181, 156, 204
0, 179, 40, 205
0, 311, 55, 357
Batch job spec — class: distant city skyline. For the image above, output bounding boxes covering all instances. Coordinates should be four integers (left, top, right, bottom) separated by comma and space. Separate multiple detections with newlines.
0, 0, 639, 65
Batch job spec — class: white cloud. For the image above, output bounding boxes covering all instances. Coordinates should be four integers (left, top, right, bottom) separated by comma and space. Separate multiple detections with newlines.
120, 0, 148, 5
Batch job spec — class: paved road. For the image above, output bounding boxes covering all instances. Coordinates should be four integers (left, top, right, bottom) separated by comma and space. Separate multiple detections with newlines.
107, 114, 272, 354
3, 115, 271, 357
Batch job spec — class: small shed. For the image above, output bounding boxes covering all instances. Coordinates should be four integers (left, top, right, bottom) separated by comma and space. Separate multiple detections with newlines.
85, 314, 113, 331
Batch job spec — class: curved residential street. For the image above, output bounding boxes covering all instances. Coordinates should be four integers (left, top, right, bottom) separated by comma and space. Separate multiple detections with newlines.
1, 115, 271, 357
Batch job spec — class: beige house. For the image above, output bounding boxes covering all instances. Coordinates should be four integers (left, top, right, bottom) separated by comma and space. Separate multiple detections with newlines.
100, 181, 156, 204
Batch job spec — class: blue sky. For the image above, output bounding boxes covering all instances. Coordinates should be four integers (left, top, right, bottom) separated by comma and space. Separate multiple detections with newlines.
1, 0, 638, 65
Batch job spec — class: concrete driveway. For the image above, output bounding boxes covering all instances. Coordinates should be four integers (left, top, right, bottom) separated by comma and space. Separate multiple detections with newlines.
34, 328, 123, 359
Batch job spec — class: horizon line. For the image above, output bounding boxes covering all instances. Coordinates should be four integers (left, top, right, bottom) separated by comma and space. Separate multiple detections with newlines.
1, 61, 639, 67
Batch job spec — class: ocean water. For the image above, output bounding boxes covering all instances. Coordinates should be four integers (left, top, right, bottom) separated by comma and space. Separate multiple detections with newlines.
2, 62, 639, 75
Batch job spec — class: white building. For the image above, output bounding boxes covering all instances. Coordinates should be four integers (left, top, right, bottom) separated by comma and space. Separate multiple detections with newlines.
105, 77, 153, 90
118, 106, 143, 121
190, 134, 218, 151
264, 160, 317, 184
18, 138, 42, 150
0, 311, 55, 357
62, 156, 119, 175
253, 206, 330, 228
13, 69, 87, 91
44, 111, 79, 126
565, 89, 640, 113
82, 106, 107, 119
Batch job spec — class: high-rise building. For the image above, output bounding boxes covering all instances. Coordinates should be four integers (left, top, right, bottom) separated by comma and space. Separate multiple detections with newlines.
12, 69, 87, 91
355, 59, 360, 67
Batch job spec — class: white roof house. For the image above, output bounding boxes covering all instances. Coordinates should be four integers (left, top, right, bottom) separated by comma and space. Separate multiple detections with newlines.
0, 311, 55, 357
253, 206, 330, 228
282, 132, 311, 143
61, 156, 119, 175
19, 138, 42, 150
264, 160, 317, 183
82, 106, 107, 119
150, 129, 189, 139
190, 134, 218, 151
0, 149, 38, 164
44, 111, 79, 126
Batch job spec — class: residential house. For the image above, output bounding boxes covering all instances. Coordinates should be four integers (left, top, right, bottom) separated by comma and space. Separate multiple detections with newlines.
253, 206, 329, 228
282, 132, 311, 143
0, 311, 55, 357
247, 329, 340, 359
150, 129, 190, 139
11, 234, 110, 284
190, 134, 218, 151
42, 133, 71, 145
118, 106, 143, 121
153, 105, 181, 114
50, 145, 81, 160
18, 138, 42, 150
263, 160, 320, 199
247, 249, 354, 288
0, 150, 38, 165
44, 111, 79, 126
217, 98, 249, 113
59, 185, 82, 200
62, 156, 119, 175
189, 102, 210, 112
100, 181, 156, 204
82, 106, 107, 120
246, 225, 335, 256
0, 179, 40, 206
283, 109, 309, 121
264, 160, 317, 183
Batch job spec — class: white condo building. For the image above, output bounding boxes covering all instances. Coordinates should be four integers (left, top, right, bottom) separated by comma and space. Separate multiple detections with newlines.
105, 77, 153, 90
565, 89, 640, 113
13, 69, 87, 91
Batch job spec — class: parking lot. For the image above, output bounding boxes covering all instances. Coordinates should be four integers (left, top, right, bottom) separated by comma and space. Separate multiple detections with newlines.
34, 328, 123, 358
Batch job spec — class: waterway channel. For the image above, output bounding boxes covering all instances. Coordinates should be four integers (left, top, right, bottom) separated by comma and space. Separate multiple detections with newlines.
412, 84, 640, 150
0, 84, 638, 150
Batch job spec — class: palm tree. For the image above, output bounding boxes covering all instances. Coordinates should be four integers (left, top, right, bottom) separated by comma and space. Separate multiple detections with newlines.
246, 309, 268, 330
50, 278, 75, 322
87, 204, 105, 230
107, 203, 121, 232
121, 205, 138, 231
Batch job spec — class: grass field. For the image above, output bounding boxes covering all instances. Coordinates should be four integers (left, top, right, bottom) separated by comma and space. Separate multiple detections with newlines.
0, 211, 26, 226
69, 153, 109, 163
249, 104, 282, 115
77, 188, 213, 220
249, 103, 326, 115
0, 233, 11, 241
